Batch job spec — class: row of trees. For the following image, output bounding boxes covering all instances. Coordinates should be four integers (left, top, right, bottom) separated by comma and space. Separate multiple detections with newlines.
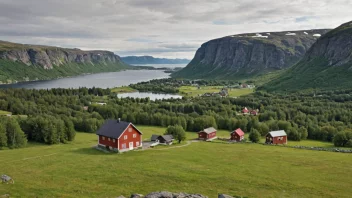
0, 118, 27, 149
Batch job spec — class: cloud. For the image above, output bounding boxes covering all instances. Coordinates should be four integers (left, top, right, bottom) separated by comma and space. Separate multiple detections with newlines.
0, 0, 351, 58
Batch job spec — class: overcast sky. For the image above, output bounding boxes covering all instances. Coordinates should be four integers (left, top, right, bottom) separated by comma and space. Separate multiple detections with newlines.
0, 0, 351, 59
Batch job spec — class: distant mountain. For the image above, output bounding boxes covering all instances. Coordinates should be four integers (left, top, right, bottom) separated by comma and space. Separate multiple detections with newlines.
121, 56, 190, 65
172, 29, 331, 79
0, 40, 129, 83
261, 21, 352, 92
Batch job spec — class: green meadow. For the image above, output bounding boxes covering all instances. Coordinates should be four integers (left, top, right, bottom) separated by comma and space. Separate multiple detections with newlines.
179, 86, 254, 97
0, 126, 351, 198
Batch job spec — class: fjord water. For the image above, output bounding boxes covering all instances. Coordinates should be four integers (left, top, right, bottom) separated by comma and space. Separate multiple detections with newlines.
132, 63, 187, 68
0, 70, 170, 89
117, 92, 182, 101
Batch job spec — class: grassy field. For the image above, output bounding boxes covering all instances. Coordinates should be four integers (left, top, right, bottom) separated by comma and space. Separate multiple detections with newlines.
111, 86, 137, 93
179, 86, 254, 97
1, 126, 351, 198
0, 110, 11, 116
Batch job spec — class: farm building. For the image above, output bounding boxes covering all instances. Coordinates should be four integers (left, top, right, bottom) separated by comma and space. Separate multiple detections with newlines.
266, 130, 287, 144
231, 128, 245, 141
157, 135, 174, 145
96, 119, 143, 152
198, 127, 217, 141
242, 107, 249, 114
151, 134, 159, 142
150, 134, 174, 145
250, 110, 259, 116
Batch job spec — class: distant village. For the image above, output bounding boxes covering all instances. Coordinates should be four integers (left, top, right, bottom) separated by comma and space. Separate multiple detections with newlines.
199, 83, 255, 97
95, 116, 286, 153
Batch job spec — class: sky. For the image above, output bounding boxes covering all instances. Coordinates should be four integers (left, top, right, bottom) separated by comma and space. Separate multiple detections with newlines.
0, 0, 351, 59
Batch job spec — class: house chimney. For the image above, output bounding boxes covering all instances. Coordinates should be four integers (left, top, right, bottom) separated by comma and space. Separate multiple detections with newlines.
118, 118, 121, 123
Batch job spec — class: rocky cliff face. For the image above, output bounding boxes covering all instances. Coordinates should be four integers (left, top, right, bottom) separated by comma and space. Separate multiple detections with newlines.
305, 21, 352, 66
0, 40, 124, 69
122, 56, 190, 65
173, 29, 331, 79
261, 21, 352, 91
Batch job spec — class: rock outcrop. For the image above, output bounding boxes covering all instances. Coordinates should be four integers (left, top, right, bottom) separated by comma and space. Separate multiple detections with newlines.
262, 20, 352, 91
0, 40, 124, 69
172, 29, 330, 79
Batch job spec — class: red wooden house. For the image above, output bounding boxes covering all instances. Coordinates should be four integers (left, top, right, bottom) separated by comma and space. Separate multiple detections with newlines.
266, 130, 287, 144
96, 119, 143, 152
250, 110, 259, 116
198, 127, 217, 141
242, 107, 249, 114
231, 128, 245, 141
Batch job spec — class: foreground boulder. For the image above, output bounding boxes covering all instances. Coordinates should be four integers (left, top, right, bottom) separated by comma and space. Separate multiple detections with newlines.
131, 194, 144, 198
122, 192, 238, 198
218, 194, 234, 198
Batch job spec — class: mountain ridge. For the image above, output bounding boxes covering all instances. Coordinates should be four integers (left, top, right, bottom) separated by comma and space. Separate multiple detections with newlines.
0, 40, 129, 83
172, 29, 331, 79
261, 21, 352, 91
121, 55, 190, 65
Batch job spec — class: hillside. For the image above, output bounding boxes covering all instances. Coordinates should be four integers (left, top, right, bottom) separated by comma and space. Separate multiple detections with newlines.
0, 40, 129, 83
122, 55, 190, 65
261, 21, 352, 92
172, 29, 331, 80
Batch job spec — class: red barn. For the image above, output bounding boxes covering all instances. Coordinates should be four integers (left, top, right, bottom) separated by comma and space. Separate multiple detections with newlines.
231, 128, 245, 141
198, 127, 217, 141
242, 107, 249, 114
250, 110, 259, 116
96, 119, 143, 152
266, 130, 287, 145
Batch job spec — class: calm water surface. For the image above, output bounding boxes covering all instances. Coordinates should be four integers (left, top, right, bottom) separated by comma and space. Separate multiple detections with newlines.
0, 70, 170, 89
132, 63, 187, 68
117, 92, 182, 101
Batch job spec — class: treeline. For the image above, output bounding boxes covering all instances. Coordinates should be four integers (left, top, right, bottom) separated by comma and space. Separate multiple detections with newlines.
0, 117, 27, 149
129, 78, 243, 94
0, 86, 352, 148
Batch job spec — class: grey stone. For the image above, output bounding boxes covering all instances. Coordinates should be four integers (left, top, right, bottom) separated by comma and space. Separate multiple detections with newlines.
218, 194, 234, 198
130, 193, 144, 198
144, 192, 207, 198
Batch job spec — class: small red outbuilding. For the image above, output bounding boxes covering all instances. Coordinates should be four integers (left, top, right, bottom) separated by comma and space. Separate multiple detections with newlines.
266, 130, 287, 144
198, 127, 217, 141
231, 128, 245, 141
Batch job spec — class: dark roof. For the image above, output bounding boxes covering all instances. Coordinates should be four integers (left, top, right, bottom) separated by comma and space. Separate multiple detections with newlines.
158, 135, 174, 142
96, 120, 141, 139
151, 134, 159, 141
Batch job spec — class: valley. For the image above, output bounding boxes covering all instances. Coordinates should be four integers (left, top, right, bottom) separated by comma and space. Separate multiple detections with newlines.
0, 5, 352, 197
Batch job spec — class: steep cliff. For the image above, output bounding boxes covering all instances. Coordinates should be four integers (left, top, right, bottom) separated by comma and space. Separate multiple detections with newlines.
121, 56, 190, 65
262, 21, 352, 91
172, 29, 330, 79
0, 40, 129, 83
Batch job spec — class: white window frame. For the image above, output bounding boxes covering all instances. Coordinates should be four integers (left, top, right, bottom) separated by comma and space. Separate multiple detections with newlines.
108, 138, 111, 141
136, 141, 139, 146
133, 134, 137, 138
122, 143, 126, 149
124, 135, 127, 140
129, 128, 132, 132
113, 139, 116, 143
102, 136, 105, 140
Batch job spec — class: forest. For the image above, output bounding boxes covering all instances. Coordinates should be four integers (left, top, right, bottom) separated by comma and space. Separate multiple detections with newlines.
0, 83, 352, 149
